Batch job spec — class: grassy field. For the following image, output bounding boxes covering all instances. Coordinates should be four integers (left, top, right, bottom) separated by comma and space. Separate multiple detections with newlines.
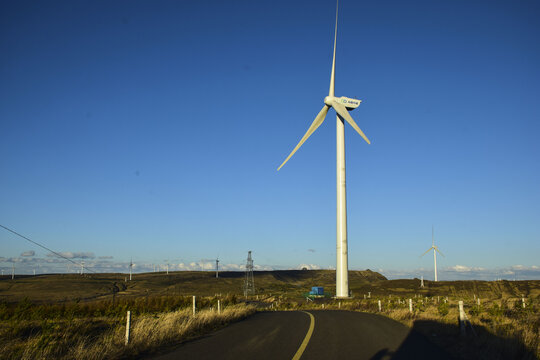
0, 269, 385, 303
1, 270, 538, 359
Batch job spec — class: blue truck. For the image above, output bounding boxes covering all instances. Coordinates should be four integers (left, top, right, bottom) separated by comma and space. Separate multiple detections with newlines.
309, 286, 324, 296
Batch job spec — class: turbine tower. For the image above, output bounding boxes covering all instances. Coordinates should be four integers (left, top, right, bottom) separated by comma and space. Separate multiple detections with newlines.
277, 0, 370, 298
421, 226, 444, 281
216, 258, 219, 278
129, 258, 133, 281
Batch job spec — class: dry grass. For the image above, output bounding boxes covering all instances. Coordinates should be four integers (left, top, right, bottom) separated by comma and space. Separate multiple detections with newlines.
0, 304, 255, 360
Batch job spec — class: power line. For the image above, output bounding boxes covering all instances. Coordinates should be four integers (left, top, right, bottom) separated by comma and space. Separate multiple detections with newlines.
0, 223, 96, 273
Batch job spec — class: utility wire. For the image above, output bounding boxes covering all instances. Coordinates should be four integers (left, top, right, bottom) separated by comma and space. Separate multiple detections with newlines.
0, 223, 96, 273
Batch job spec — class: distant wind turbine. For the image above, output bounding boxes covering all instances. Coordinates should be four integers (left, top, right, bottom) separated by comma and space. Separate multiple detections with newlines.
129, 258, 133, 281
421, 226, 444, 281
216, 257, 219, 278
277, 0, 370, 298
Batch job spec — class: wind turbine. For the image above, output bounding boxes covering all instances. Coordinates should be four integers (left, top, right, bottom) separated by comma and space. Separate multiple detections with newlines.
129, 258, 133, 281
215, 257, 219, 278
421, 226, 444, 281
277, 0, 370, 298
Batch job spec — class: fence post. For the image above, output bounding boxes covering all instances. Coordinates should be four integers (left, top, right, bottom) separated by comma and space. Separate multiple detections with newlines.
368, 292, 371, 298
522, 297, 526, 308
192, 296, 196, 316
125, 311, 131, 346
218, 299, 221, 314
338, 301, 341, 309
408, 299, 413, 313
477, 298, 480, 306
459, 301, 466, 336
378, 300, 382, 312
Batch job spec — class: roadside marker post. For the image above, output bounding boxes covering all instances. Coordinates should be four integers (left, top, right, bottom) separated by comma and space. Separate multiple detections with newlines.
522, 297, 526, 308
408, 299, 413, 313
378, 300, 381, 312
459, 301, 466, 336
125, 311, 131, 346
192, 296, 196, 316
218, 300, 221, 314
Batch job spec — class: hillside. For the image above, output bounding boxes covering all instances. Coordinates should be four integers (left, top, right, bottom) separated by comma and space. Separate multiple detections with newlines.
0, 269, 386, 303
2, 270, 538, 304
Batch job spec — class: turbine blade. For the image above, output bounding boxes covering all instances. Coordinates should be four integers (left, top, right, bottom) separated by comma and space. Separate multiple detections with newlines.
332, 101, 371, 144
420, 247, 432, 257
435, 247, 445, 257
329, 0, 339, 97
277, 105, 329, 171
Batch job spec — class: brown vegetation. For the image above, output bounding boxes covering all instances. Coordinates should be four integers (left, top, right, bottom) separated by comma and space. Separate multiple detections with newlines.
0, 296, 254, 360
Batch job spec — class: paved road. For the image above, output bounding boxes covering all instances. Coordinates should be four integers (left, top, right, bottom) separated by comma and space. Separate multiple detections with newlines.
151, 310, 453, 360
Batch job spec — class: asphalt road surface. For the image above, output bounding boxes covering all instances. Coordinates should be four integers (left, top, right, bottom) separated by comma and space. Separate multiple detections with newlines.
151, 310, 453, 360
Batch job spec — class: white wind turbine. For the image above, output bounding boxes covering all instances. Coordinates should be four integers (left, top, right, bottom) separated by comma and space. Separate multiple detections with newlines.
277, 0, 370, 298
421, 226, 444, 282
129, 258, 133, 281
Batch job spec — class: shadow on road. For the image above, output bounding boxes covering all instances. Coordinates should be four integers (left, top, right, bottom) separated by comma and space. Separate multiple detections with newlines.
371, 319, 537, 360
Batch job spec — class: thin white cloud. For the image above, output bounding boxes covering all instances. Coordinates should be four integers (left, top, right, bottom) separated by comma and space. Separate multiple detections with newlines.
447, 265, 486, 272
47, 252, 95, 259
298, 264, 321, 270
381, 264, 540, 280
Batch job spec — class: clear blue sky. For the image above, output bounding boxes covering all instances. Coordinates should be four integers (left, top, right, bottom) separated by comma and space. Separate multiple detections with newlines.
1, 0, 539, 280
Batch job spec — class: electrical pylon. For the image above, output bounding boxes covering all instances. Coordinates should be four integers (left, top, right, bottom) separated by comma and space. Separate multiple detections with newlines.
243, 251, 254, 296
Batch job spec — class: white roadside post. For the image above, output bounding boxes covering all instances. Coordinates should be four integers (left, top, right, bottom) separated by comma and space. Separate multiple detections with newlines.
378, 300, 382, 312
522, 296, 526, 309
368, 292, 371, 298
459, 301, 466, 336
192, 296, 196, 316
477, 298, 480, 306
125, 311, 131, 346
408, 299, 413, 313
218, 300, 221, 314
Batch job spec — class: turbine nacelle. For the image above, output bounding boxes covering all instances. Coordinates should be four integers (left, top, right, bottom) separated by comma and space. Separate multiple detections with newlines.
324, 96, 362, 110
